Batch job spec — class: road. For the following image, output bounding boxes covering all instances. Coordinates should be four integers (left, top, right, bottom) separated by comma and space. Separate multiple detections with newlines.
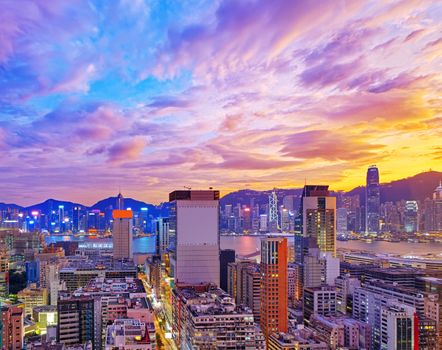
140, 276, 177, 350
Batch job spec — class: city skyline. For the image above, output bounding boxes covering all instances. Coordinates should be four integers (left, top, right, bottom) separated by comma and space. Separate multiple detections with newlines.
1, 168, 441, 207
1, 0, 441, 205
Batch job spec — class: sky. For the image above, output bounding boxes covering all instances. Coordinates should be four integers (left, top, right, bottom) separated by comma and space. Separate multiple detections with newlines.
0, 0, 441, 206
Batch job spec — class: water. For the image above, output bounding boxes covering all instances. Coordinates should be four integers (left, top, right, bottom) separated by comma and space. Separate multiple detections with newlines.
44, 235, 442, 257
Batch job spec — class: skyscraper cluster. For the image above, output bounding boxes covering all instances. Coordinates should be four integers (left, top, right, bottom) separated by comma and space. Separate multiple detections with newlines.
1, 169, 442, 350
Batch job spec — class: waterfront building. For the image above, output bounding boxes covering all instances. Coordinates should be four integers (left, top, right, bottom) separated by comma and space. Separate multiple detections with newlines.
404, 200, 419, 233
112, 210, 133, 261
268, 189, 279, 231
366, 165, 380, 235
296, 185, 336, 266
168, 190, 220, 285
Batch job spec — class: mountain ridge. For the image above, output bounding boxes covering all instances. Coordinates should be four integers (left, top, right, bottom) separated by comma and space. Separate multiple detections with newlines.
1, 170, 440, 212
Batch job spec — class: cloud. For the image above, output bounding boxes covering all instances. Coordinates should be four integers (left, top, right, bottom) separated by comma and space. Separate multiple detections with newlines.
300, 58, 362, 88
219, 114, 243, 132
107, 137, 147, 163
279, 130, 385, 162
0, 0, 441, 204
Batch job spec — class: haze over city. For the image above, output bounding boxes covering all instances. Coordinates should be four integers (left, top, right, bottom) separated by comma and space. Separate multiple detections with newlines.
1, 0, 441, 205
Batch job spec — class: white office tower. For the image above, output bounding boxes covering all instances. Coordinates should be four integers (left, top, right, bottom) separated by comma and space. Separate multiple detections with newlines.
112, 210, 133, 260
169, 190, 220, 285
380, 303, 415, 350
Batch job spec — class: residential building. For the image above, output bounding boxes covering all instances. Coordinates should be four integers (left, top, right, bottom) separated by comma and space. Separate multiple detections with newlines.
104, 319, 155, 350
172, 285, 265, 349
303, 286, 337, 326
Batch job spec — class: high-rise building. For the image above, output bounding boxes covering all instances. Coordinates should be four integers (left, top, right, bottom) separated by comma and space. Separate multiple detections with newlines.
153, 217, 170, 254
404, 200, 419, 233
380, 303, 416, 350
17, 283, 48, 317
219, 249, 235, 292
1, 305, 24, 350
116, 192, 124, 210
260, 237, 288, 339
303, 248, 340, 289
259, 214, 268, 232
268, 189, 279, 231
0, 248, 9, 297
433, 182, 442, 231
366, 165, 380, 234
296, 185, 336, 265
73, 206, 81, 233
169, 190, 220, 285
303, 286, 337, 326
336, 208, 348, 235
57, 293, 97, 348
112, 209, 133, 261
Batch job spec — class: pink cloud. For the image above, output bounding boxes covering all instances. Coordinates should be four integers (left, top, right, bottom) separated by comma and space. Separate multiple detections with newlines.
107, 137, 147, 163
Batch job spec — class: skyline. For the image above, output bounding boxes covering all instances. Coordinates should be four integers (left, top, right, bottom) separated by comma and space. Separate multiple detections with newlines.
1, 0, 441, 205
1, 167, 441, 208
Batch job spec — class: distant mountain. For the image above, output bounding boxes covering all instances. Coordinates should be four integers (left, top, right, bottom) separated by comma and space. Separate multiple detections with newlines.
25, 198, 84, 213
89, 196, 171, 217
0, 202, 24, 211
346, 171, 442, 204
221, 171, 442, 208
1, 171, 440, 213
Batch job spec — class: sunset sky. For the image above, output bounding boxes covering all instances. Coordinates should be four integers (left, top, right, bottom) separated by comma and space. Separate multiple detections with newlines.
1, 0, 441, 205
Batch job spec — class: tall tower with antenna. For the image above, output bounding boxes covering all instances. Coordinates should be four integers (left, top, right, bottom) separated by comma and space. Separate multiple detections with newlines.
268, 189, 279, 231
116, 191, 124, 210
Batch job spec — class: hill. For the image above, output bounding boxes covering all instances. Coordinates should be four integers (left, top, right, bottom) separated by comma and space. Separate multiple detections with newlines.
221, 171, 442, 208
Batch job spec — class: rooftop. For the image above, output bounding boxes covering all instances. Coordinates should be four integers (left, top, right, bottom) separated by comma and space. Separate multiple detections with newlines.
174, 285, 254, 317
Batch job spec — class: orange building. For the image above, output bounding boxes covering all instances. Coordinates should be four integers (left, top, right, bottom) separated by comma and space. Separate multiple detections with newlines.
260, 237, 288, 341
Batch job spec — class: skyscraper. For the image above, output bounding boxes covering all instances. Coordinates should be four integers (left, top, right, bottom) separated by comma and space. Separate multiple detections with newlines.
296, 185, 336, 265
219, 249, 235, 292
116, 191, 124, 210
154, 217, 170, 254
366, 165, 380, 234
260, 237, 288, 340
57, 293, 96, 348
404, 201, 419, 233
268, 189, 279, 231
112, 209, 133, 260
169, 190, 220, 285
